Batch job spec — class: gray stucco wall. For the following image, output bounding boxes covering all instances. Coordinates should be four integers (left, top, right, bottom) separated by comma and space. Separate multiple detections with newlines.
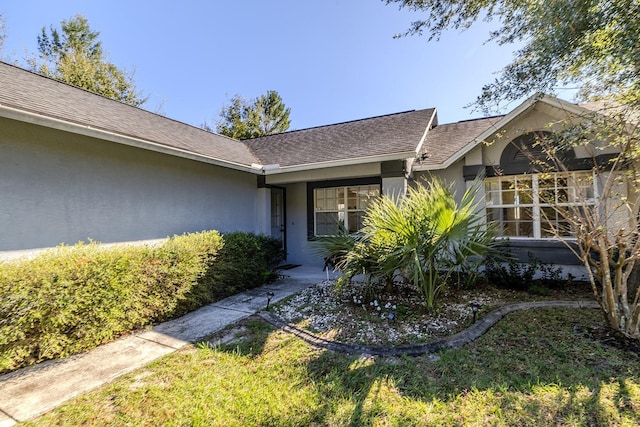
413, 160, 466, 201
0, 117, 259, 251
282, 173, 412, 267
281, 182, 319, 266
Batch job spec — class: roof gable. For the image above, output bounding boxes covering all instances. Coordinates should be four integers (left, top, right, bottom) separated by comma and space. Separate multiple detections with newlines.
414, 94, 595, 171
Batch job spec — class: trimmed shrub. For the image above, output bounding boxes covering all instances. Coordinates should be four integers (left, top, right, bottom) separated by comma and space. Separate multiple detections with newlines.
0, 230, 286, 373
201, 232, 285, 300
0, 231, 225, 373
0, 230, 288, 373
166, 232, 285, 315
0, 232, 218, 372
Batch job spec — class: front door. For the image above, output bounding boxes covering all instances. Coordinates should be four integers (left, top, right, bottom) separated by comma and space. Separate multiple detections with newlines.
270, 187, 285, 251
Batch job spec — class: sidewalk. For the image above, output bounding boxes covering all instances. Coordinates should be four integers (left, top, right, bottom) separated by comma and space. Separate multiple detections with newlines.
0, 265, 332, 426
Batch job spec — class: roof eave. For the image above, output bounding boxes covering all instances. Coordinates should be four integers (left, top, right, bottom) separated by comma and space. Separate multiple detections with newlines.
263, 151, 415, 175
412, 161, 449, 171
0, 104, 261, 174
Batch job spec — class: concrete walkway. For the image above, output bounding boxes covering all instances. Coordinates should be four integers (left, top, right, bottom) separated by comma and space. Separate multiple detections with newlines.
0, 265, 333, 426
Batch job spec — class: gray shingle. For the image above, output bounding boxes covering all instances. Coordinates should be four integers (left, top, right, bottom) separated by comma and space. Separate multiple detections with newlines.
417, 116, 503, 167
0, 62, 260, 167
244, 109, 436, 167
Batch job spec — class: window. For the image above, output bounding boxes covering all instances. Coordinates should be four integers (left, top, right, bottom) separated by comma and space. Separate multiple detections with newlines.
485, 171, 596, 238
313, 185, 380, 235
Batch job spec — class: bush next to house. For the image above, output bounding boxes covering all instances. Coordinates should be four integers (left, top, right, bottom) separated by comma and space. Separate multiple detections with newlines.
483, 250, 566, 295
178, 232, 285, 312
0, 230, 284, 373
315, 176, 498, 311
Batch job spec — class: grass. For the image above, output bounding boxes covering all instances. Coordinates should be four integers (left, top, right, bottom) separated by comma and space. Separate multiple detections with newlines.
25, 307, 640, 426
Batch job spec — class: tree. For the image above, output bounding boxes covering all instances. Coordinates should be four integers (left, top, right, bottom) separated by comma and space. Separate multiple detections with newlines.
385, 0, 640, 337
386, 0, 640, 111
35, 15, 146, 107
213, 90, 291, 139
0, 14, 6, 54
530, 109, 640, 338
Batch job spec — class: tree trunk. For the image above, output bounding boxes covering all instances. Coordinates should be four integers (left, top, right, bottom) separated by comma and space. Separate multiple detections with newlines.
628, 263, 640, 304
598, 237, 621, 330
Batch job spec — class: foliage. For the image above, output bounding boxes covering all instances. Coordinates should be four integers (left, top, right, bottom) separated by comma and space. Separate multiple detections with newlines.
0, 14, 5, 54
0, 231, 284, 373
27, 309, 640, 426
315, 177, 497, 310
313, 225, 398, 300
371, 177, 498, 310
0, 231, 221, 373
483, 251, 566, 294
312, 224, 358, 271
33, 14, 146, 107
211, 90, 291, 139
195, 231, 286, 305
386, 0, 640, 110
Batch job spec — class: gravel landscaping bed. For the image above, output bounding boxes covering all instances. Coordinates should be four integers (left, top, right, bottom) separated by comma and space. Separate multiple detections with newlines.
272, 279, 594, 346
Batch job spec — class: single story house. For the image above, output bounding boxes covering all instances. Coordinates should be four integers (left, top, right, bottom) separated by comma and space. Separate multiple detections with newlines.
0, 61, 619, 270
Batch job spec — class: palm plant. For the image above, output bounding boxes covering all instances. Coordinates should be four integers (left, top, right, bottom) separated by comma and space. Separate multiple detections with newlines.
312, 226, 396, 299
313, 176, 497, 311
364, 177, 496, 310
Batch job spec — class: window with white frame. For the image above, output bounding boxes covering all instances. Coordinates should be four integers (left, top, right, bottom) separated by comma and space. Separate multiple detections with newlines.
485, 171, 596, 238
313, 185, 380, 235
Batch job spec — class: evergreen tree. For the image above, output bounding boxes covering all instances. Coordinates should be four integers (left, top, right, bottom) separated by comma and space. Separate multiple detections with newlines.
214, 90, 291, 139
36, 15, 146, 107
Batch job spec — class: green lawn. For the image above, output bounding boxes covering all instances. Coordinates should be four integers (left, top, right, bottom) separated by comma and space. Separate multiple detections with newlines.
26, 308, 640, 426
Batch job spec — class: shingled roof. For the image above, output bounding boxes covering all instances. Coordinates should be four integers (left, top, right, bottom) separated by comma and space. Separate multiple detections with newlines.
244, 108, 436, 168
416, 115, 504, 169
0, 62, 260, 169
1, 62, 442, 172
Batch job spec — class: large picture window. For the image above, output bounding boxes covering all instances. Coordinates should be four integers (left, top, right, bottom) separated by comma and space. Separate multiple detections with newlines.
313, 185, 380, 235
485, 171, 596, 238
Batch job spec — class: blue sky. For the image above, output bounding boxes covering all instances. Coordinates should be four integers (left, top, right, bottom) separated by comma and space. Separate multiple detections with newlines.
3, 1, 526, 130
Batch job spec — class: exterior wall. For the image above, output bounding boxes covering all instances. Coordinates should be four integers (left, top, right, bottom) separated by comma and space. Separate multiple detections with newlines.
0, 117, 259, 251
283, 179, 381, 267
267, 162, 387, 267
480, 103, 610, 167
413, 160, 466, 202
382, 176, 406, 199
465, 145, 483, 166
602, 171, 630, 237
255, 188, 271, 235
282, 182, 318, 266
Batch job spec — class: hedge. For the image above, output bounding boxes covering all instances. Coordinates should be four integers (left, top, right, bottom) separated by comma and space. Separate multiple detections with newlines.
0, 230, 284, 373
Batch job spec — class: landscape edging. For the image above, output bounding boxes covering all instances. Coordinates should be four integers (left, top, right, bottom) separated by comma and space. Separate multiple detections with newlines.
257, 300, 600, 357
